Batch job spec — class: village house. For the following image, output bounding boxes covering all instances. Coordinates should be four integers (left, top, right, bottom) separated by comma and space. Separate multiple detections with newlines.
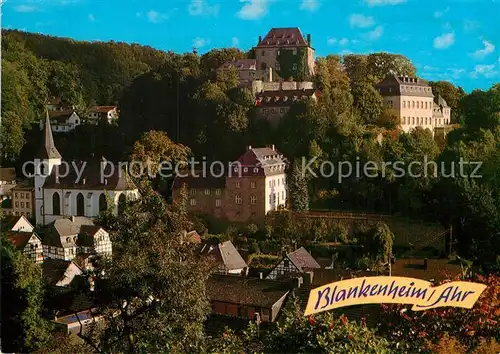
199, 240, 248, 275
172, 145, 287, 223
206, 274, 290, 323
42, 216, 111, 261
217, 59, 264, 85
42, 258, 84, 287
34, 113, 139, 226
266, 247, 321, 280
87, 106, 119, 125
375, 74, 451, 135
0, 167, 17, 201
5, 215, 43, 263
41, 110, 82, 133
10, 178, 35, 219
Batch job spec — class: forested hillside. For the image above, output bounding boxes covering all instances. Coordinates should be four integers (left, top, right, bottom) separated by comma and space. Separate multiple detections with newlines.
1, 31, 499, 267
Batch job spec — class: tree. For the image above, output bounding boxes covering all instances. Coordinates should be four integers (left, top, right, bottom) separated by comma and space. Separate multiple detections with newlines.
1, 236, 53, 352
352, 82, 384, 124
366, 53, 416, 83
288, 160, 309, 211
429, 81, 466, 122
460, 85, 500, 131
86, 185, 213, 352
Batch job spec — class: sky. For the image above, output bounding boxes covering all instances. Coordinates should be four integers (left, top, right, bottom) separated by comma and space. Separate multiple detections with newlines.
2, 0, 499, 92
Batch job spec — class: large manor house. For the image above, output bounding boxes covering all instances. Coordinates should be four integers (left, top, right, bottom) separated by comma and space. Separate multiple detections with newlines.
218, 27, 451, 134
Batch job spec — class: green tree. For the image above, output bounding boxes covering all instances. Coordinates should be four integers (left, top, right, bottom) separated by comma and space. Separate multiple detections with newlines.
288, 160, 309, 211
86, 185, 213, 352
429, 80, 466, 122
352, 82, 384, 124
1, 236, 53, 352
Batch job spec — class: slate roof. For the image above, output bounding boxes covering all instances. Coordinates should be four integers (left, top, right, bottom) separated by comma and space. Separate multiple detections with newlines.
45, 217, 95, 248
6, 231, 39, 250
235, 146, 287, 177
287, 247, 321, 272
435, 94, 449, 107
42, 160, 137, 191
1, 215, 34, 232
36, 111, 62, 159
0, 167, 16, 182
48, 110, 78, 123
376, 74, 434, 98
77, 225, 105, 247
42, 259, 82, 286
256, 28, 310, 48
12, 178, 34, 191
206, 274, 290, 308
219, 59, 257, 71
200, 240, 248, 271
171, 170, 226, 189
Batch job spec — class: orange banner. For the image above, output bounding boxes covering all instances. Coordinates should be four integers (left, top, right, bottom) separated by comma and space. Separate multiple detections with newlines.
304, 276, 487, 316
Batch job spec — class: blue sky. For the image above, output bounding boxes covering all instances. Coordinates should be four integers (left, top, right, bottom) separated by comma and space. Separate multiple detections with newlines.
2, 0, 499, 92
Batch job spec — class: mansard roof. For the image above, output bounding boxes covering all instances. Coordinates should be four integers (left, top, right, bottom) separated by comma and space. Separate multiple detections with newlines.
256, 27, 310, 48
375, 74, 434, 98
36, 110, 62, 160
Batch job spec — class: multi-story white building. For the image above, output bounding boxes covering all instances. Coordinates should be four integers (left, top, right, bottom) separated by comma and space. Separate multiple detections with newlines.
87, 106, 119, 125
376, 74, 451, 135
34, 113, 139, 226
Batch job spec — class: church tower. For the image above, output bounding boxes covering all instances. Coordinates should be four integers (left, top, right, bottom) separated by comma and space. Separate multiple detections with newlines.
34, 111, 62, 225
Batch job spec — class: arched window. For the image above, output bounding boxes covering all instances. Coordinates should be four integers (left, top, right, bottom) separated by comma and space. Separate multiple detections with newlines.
261, 62, 267, 70
52, 192, 60, 215
76, 193, 85, 216
118, 193, 127, 215
99, 193, 107, 212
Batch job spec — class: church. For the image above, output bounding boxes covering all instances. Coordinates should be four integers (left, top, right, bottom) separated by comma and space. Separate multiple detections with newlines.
34, 112, 139, 226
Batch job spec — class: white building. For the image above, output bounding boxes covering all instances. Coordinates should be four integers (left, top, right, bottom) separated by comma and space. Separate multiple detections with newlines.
39, 110, 81, 133
34, 113, 139, 226
87, 106, 119, 124
376, 75, 451, 135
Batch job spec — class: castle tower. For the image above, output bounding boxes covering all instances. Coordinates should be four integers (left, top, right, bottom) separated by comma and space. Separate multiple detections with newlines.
34, 110, 62, 225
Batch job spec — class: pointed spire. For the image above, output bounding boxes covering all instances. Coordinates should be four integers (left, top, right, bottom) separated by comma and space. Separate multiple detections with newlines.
36, 109, 62, 159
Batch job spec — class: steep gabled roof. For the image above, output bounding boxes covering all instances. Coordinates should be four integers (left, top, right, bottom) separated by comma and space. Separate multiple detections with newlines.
42, 259, 82, 286
0, 167, 16, 182
287, 247, 321, 272
6, 231, 40, 250
199, 240, 248, 271
256, 28, 310, 48
36, 110, 62, 159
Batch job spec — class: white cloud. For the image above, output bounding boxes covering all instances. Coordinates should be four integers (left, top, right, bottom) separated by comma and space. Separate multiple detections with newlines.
327, 37, 337, 46
463, 20, 479, 33
341, 49, 353, 55
470, 63, 498, 78
300, 0, 320, 12
364, 0, 406, 6
470, 39, 495, 60
231, 37, 239, 47
147, 10, 170, 23
434, 7, 449, 18
193, 37, 210, 48
88, 14, 95, 22
423, 65, 439, 72
339, 38, 350, 46
363, 26, 384, 41
188, 0, 219, 16
433, 32, 455, 49
349, 14, 374, 28
237, 0, 269, 20
14, 5, 37, 12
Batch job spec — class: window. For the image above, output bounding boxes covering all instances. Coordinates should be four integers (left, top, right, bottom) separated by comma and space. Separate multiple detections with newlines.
278, 179, 280, 186
216, 189, 221, 195
253, 168, 259, 173
21, 202, 24, 208
402, 117, 406, 124
15, 193, 18, 198
403, 101, 406, 108
261, 50, 265, 56
275, 63, 280, 71
76, 193, 85, 216
235, 195, 242, 205
269, 194, 272, 204
412, 101, 415, 108
15, 202, 19, 208
21, 193, 24, 198
118, 193, 126, 215
269, 181, 272, 188
52, 192, 61, 215
235, 181, 241, 188
282, 191, 284, 200
421, 101, 423, 108
190, 198, 196, 206
251, 196, 256, 205
204, 189, 210, 195
26, 202, 30, 209
412, 117, 415, 124
243, 167, 248, 173
99, 193, 107, 212
27, 212, 30, 218
216, 199, 221, 207
190, 188, 196, 195
250, 181, 256, 189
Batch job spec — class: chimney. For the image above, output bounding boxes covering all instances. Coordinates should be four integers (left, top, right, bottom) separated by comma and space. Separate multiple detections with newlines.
71, 216, 75, 223
271, 144, 275, 151
259, 272, 263, 279
247, 145, 252, 151
307, 34, 311, 46
258, 35, 262, 43
296, 276, 303, 288
303, 271, 314, 285
268, 67, 273, 82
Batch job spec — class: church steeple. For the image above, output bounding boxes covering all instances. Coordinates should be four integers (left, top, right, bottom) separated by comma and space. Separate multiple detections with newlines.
36, 110, 62, 159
